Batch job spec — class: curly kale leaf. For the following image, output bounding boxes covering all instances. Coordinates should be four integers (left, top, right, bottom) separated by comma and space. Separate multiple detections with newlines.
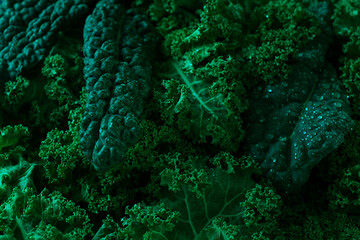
155, 57, 246, 152
39, 89, 88, 185
163, 166, 252, 240
0, 187, 93, 239
117, 153, 282, 239
242, 0, 320, 86
327, 121, 360, 212
0, 124, 29, 152
167, 60, 244, 151
333, 4, 360, 116
152, 0, 248, 152
80, 0, 157, 171
332, 0, 360, 36
0, 125, 38, 201
117, 153, 258, 239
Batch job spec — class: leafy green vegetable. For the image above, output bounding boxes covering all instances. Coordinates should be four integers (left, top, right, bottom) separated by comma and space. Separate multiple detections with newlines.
39, 89, 88, 184
0, 125, 29, 152
152, 0, 248, 152
0, 0, 359, 239
115, 153, 282, 239
245, 1, 354, 190
80, 0, 157, 171
242, 0, 320, 85
0, 0, 88, 79
0, 187, 93, 239
3, 77, 31, 107
332, 0, 360, 36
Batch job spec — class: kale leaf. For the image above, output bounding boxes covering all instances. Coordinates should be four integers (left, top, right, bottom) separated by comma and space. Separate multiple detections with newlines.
244, 2, 354, 190
0, 0, 88, 80
80, 0, 157, 171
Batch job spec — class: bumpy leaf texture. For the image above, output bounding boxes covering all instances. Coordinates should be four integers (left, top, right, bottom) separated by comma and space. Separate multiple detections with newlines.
0, 0, 88, 80
244, 2, 354, 190
80, 0, 156, 171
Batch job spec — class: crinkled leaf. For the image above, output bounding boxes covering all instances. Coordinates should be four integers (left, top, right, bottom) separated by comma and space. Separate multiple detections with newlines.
244, 2, 354, 190
158, 159, 258, 239
245, 59, 353, 190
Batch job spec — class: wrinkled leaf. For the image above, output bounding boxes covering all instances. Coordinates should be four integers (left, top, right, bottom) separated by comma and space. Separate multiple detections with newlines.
244, 2, 354, 190
245, 50, 353, 190
159, 160, 258, 239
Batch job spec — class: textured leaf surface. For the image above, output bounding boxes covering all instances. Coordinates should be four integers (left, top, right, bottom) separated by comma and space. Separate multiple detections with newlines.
80, 0, 157, 171
245, 63, 353, 189
0, 0, 88, 79
157, 157, 258, 239
244, 2, 354, 190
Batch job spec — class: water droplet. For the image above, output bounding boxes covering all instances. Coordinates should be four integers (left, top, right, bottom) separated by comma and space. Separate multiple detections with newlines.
332, 92, 340, 98
334, 102, 342, 108
318, 116, 323, 119
280, 136, 287, 142
267, 134, 274, 140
